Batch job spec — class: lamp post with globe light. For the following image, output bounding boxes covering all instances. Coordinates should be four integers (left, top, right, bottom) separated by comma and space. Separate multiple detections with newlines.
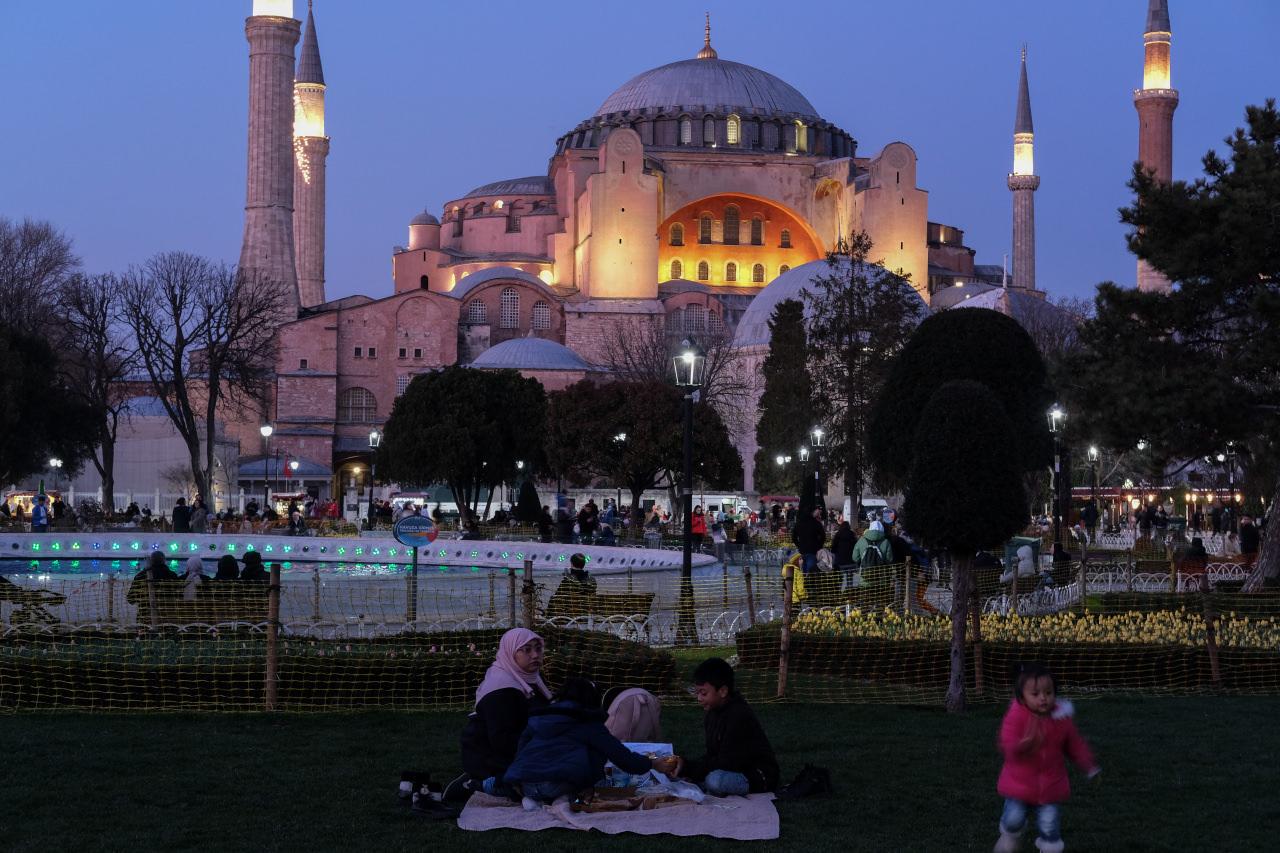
259, 424, 273, 510
1047, 405, 1065, 546
673, 340, 706, 644
289, 459, 299, 494
367, 429, 381, 530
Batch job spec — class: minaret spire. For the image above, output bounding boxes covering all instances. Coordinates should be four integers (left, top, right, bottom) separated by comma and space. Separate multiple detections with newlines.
293, 0, 329, 308
1008, 45, 1040, 292
1135, 0, 1178, 292
697, 12, 718, 59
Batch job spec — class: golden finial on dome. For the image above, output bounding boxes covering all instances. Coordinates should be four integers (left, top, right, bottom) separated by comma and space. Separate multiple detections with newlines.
697, 12, 718, 60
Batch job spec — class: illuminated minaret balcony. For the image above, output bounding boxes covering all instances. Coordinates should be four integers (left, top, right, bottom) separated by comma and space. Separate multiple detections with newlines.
1013, 133, 1035, 177
1142, 31, 1172, 90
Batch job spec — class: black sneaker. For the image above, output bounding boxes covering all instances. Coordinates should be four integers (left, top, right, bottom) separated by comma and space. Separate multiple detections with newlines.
399, 770, 431, 804
412, 790, 462, 821
441, 773, 473, 805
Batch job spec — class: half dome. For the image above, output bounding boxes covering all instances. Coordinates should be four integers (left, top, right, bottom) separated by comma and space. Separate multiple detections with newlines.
595, 58, 819, 120
463, 176, 553, 199
470, 337, 593, 372
732, 258, 930, 349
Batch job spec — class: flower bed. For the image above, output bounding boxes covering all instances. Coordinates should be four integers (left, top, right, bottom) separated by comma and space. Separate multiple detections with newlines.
735, 609, 1280, 694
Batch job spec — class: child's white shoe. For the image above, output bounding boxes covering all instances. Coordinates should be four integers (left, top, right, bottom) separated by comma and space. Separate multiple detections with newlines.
1034, 839, 1064, 853
994, 830, 1022, 853
521, 796, 540, 812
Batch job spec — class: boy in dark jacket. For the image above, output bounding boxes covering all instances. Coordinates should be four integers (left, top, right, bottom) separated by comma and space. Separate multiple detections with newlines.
504, 678, 672, 805
676, 657, 779, 796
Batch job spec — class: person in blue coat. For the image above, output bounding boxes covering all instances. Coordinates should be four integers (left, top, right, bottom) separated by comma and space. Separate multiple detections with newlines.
504, 678, 673, 804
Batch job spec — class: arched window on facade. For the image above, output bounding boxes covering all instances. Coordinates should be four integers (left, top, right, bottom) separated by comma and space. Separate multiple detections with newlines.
752, 263, 765, 283
697, 261, 710, 281
750, 217, 763, 246
670, 223, 684, 246
466, 300, 488, 324
723, 205, 740, 245
709, 310, 724, 336
779, 264, 791, 276
725, 262, 738, 283
727, 115, 740, 145
499, 287, 519, 329
419, 275, 429, 289
670, 259, 683, 280
699, 215, 712, 244
795, 121, 808, 153
338, 387, 377, 424
685, 304, 705, 335
780, 229, 792, 249
532, 300, 551, 331
679, 118, 692, 145
703, 116, 715, 145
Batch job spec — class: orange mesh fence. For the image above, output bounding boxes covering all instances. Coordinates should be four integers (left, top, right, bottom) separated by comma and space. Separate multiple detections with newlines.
2, 551, 1277, 711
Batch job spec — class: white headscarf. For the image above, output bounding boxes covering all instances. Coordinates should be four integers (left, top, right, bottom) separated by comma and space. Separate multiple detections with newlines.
474, 627, 550, 707
182, 556, 206, 601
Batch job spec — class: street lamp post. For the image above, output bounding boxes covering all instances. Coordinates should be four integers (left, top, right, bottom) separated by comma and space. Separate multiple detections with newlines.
48, 457, 63, 493
810, 426, 826, 512
367, 429, 381, 530
613, 432, 627, 516
1047, 405, 1066, 547
1087, 444, 1100, 505
259, 424, 273, 511
289, 459, 299, 494
673, 340, 706, 645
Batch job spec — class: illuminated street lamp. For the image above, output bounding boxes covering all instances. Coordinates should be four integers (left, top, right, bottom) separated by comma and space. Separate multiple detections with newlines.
289, 459, 299, 493
672, 340, 705, 644
259, 424, 273, 509
1047, 405, 1066, 546
367, 429, 381, 529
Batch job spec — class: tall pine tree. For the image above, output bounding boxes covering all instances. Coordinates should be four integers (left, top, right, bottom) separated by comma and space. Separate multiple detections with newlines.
753, 299, 813, 495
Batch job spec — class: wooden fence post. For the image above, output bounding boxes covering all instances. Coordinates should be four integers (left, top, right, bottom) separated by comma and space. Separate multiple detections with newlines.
904, 557, 913, 615
146, 576, 158, 628
106, 574, 116, 624
1126, 549, 1134, 593
777, 562, 794, 699
311, 565, 321, 622
744, 566, 756, 627
1009, 556, 1019, 617
265, 563, 281, 711
1203, 594, 1222, 689
522, 559, 535, 629
970, 579, 984, 695
507, 566, 517, 628
488, 570, 497, 620
1079, 557, 1089, 615
1168, 542, 1177, 593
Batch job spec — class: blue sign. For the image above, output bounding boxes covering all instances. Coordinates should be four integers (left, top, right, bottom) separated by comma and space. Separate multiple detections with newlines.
393, 515, 438, 548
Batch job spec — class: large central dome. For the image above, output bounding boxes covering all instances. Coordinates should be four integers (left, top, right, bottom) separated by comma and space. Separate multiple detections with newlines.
595, 57, 820, 120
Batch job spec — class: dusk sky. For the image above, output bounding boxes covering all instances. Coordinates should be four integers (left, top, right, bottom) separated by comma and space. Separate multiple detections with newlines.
3, 0, 1277, 303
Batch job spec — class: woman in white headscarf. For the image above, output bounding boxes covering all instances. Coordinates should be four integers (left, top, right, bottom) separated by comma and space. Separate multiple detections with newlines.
455, 628, 552, 799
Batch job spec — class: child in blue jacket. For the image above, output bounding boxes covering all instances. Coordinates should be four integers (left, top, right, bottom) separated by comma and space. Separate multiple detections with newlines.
504, 678, 674, 805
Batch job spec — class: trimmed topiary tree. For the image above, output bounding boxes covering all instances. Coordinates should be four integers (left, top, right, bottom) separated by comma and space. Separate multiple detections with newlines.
514, 480, 541, 524
868, 307, 1053, 494
901, 380, 1028, 713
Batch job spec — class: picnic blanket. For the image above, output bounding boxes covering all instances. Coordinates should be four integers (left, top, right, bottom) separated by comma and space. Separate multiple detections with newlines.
457, 791, 780, 840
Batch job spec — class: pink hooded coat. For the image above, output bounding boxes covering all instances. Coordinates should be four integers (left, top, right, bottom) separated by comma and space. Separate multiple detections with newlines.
997, 698, 1098, 805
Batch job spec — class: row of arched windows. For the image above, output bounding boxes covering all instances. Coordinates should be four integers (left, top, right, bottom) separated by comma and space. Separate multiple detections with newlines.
669, 260, 790, 283
463, 288, 553, 331
673, 213, 786, 248
676, 116, 809, 150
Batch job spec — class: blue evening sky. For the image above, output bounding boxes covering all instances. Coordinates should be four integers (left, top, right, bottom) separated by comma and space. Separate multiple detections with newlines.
2, 1, 1277, 302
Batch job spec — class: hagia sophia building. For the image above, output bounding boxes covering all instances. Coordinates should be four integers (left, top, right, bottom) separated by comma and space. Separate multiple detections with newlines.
221, 0, 1179, 505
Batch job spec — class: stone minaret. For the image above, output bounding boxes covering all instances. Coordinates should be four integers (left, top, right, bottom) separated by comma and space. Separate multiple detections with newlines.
293, 0, 328, 309
240, 0, 301, 318
1134, 0, 1178, 292
1007, 46, 1039, 292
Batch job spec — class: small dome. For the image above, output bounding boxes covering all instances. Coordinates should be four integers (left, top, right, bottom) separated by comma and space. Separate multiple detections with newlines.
463, 176, 554, 199
595, 58, 820, 119
471, 338, 592, 372
410, 210, 439, 226
732, 258, 930, 348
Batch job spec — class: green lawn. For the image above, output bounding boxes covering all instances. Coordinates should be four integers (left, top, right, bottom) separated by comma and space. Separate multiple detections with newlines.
1, 697, 1276, 851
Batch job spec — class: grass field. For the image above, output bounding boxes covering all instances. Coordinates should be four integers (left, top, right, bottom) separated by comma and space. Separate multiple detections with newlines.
2, 695, 1277, 852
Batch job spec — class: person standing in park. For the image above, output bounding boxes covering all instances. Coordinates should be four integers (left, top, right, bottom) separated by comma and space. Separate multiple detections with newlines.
30, 495, 50, 532
171, 497, 192, 533
791, 506, 825, 575
189, 498, 208, 534
1080, 501, 1099, 543
1239, 515, 1261, 567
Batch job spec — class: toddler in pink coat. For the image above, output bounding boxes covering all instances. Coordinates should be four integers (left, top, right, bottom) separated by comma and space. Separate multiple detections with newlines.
994, 664, 1100, 853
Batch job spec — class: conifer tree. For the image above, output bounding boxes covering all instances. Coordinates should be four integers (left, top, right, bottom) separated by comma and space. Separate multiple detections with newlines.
752, 299, 813, 496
